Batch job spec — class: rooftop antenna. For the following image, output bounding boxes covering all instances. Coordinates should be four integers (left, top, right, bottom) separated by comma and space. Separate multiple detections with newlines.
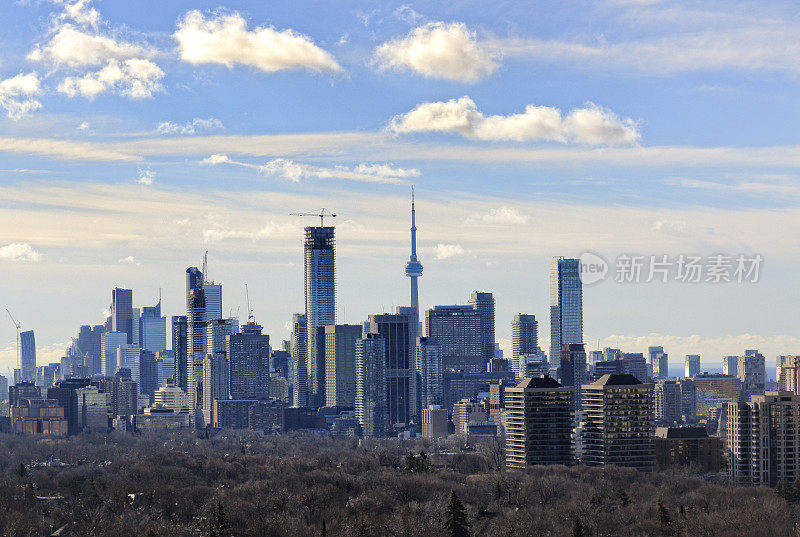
202, 251, 208, 281
5, 308, 20, 372
245, 284, 254, 323
289, 208, 337, 227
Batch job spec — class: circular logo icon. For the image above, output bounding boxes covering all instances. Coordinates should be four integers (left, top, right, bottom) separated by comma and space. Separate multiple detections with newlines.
579, 251, 608, 285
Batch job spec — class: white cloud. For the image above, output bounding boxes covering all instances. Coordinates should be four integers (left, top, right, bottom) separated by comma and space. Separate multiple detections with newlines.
173, 10, 342, 73
353, 163, 420, 178
204, 155, 415, 184
564, 104, 640, 145
480, 206, 529, 225
136, 169, 155, 185
434, 243, 465, 259
58, 0, 100, 29
58, 58, 164, 99
28, 25, 148, 67
118, 255, 140, 265
28, 1, 164, 100
260, 159, 409, 184
201, 154, 231, 165
0, 73, 42, 120
77, 121, 89, 130
390, 96, 639, 145
157, 117, 224, 135
0, 243, 40, 262
375, 22, 499, 82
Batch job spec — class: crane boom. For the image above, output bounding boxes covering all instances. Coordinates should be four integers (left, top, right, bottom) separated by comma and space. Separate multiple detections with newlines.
245, 284, 253, 322
5, 308, 21, 372
289, 208, 337, 227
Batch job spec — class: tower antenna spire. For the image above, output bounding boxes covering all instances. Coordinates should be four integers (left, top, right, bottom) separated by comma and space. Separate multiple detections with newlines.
405, 186, 423, 311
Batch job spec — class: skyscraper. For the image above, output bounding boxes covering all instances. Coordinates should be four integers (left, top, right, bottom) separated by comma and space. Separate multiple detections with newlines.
140, 300, 167, 354
684, 355, 701, 378
228, 322, 270, 400
512, 314, 538, 376
355, 333, 387, 437
549, 258, 583, 363
100, 331, 127, 378
723, 355, 738, 377
324, 324, 362, 408
20, 330, 36, 382
186, 286, 206, 410
469, 291, 496, 362
291, 313, 308, 407
738, 350, 765, 401
111, 288, 133, 344
582, 374, 655, 472
206, 318, 238, 356
425, 305, 483, 373
728, 391, 800, 486
649, 346, 669, 380
304, 226, 335, 408
76, 324, 105, 376
505, 377, 574, 468
370, 311, 413, 427
416, 337, 443, 410
202, 353, 229, 426
655, 379, 681, 423
171, 315, 188, 392
202, 282, 223, 322
560, 343, 587, 411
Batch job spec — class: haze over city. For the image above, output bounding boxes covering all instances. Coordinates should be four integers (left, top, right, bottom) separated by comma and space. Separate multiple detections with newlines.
2, 0, 800, 375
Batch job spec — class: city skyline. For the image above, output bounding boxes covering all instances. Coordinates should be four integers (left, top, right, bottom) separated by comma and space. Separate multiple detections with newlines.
2, 0, 800, 373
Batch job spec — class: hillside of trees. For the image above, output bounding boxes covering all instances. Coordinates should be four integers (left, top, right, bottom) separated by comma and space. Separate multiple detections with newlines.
0, 431, 792, 537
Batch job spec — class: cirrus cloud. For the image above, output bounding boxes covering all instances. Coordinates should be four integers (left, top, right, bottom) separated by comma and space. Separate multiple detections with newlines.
375, 22, 499, 82
390, 96, 640, 145
201, 154, 417, 184
174, 10, 342, 74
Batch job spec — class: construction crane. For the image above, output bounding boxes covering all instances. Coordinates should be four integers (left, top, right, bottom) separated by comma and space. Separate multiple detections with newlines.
5, 308, 20, 372
245, 284, 254, 323
289, 208, 337, 227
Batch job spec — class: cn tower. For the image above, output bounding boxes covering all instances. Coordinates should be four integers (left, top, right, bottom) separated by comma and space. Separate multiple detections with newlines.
405, 186, 423, 312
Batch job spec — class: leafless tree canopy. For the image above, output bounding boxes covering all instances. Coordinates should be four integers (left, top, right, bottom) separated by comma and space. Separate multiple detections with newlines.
0, 432, 791, 537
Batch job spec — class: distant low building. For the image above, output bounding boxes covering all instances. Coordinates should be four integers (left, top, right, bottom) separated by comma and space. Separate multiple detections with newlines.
654, 427, 722, 472
452, 398, 488, 435
135, 406, 189, 430
249, 399, 285, 434
421, 405, 449, 439
214, 399, 256, 429
12, 399, 68, 436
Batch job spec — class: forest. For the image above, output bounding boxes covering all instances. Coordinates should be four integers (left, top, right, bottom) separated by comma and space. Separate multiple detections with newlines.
0, 431, 793, 537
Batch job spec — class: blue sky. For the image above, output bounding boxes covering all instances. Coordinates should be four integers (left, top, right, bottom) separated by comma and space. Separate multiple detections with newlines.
1, 0, 800, 376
